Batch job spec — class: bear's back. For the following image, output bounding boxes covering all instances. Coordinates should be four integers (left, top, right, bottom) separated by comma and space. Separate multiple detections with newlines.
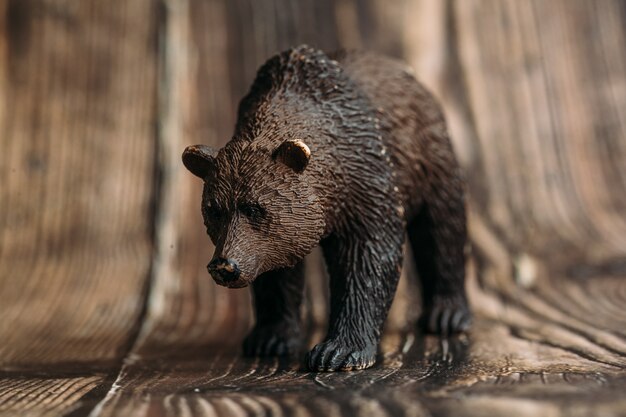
331, 50, 454, 217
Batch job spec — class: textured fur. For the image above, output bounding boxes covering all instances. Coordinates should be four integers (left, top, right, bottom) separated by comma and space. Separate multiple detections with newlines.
182, 45, 471, 372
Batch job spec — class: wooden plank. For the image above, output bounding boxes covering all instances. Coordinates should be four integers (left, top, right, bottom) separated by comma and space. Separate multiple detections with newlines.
130, 0, 251, 352
0, 0, 157, 414
407, 0, 626, 265
0, 376, 102, 417
448, 0, 626, 263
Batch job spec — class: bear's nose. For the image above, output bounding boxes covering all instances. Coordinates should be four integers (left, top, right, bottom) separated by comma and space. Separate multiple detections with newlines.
207, 257, 241, 284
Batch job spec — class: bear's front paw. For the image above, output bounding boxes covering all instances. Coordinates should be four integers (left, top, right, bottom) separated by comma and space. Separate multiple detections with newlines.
420, 295, 472, 335
243, 323, 300, 357
306, 338, 377, 372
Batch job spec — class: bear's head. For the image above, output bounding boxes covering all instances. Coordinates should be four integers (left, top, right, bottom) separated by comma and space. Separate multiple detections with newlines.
181, 45, 359, 287
182, 138, 325, 288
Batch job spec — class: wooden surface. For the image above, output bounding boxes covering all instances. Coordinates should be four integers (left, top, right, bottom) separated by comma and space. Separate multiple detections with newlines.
0, 0, 625, 416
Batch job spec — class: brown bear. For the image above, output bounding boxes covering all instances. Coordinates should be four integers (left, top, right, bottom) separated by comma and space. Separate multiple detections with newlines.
182, 45, 470, 372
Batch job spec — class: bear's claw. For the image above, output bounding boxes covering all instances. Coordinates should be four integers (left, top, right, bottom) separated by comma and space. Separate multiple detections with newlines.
242, 323, 300, 357
420, 295, 472, 335
306, 338, 377, 371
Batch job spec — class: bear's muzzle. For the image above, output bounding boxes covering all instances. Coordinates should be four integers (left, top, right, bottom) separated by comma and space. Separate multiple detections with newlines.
207, 257, 248, 288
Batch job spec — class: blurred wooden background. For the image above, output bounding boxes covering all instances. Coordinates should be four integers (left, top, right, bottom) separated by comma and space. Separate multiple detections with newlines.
1, 0, 625, 416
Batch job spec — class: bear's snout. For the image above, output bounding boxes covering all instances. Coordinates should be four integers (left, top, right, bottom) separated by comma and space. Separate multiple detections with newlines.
208, 257, 246, 288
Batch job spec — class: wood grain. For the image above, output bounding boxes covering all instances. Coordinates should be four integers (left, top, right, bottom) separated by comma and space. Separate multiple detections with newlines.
0, 0, 157, 414
448, 0, 626, 264
0, 0, 625, 416
0, 375, 102, 417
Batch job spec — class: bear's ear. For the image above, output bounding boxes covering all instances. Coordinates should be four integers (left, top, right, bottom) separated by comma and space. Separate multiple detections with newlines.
273, 139, 311, 173
182, 144, 218, 179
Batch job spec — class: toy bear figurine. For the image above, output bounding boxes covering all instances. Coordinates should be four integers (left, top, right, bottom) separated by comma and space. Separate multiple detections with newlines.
182, 45, 471, 372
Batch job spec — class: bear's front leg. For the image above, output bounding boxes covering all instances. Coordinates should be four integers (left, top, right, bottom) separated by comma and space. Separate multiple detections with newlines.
243, 262, 304, 357
308, 232, 403, 371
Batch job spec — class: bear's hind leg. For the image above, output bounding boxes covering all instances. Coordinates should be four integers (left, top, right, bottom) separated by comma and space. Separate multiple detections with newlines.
242, 262, 304, 357
408, 186, 471, 335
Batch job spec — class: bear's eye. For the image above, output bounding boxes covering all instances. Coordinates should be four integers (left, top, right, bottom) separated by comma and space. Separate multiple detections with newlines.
239, 202, 265, 221
203, 199, 224, 221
